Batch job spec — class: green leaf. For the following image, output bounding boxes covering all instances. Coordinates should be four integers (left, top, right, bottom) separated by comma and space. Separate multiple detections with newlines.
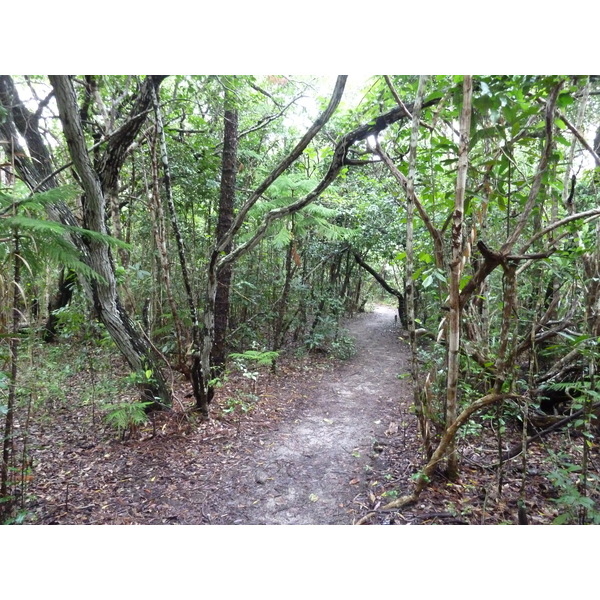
555, 118, 567, 130
459, 274, 472, 290
556, 93, 574, 109
553, 513, 570, 525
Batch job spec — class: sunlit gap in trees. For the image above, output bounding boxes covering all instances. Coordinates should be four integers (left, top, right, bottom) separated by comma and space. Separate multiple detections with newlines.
282, 74, 378, 130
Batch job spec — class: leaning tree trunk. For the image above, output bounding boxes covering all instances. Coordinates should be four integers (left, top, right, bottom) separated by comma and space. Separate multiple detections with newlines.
352, 251, 407, 326
197, 76, 441, 413
49, 75, 170, 409
197, 76, 348, 414
0, 75, 171, 408
0, 76, 95, 331
0, 75, 166, 345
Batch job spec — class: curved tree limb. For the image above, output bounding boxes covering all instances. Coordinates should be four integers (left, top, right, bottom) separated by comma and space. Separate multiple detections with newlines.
217, 80, 443, 263
356, 391, 520, 523
518, 207, 600, 255
553, 107, 600, 166
216, 76, 348, 254
198, 79, 443, 414
352, 251, 406, 325
374, 138, 445, 269
352, 252, 403, 299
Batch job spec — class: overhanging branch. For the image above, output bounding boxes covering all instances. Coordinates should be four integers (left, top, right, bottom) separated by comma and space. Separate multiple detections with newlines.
217, 86, 442, 271
353, 251, 403, 300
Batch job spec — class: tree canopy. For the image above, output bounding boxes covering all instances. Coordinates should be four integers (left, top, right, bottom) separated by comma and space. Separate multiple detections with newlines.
1, 74, 600, 525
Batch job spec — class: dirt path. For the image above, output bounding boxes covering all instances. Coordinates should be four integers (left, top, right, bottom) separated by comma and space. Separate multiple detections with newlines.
26, 304, 599, 526
26, 304, 415, 525
207, 304, 412, 524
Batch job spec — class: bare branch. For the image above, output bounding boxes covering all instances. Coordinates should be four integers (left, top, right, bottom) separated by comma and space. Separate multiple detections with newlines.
353, 252, 403, 300
557, 109, 600, 167
518, 207, 600, 254
236, 94, 304, 142
249, 81, 284, 107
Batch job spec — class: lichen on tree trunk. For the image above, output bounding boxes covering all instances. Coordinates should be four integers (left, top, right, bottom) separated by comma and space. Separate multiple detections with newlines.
49, 76, 171, 409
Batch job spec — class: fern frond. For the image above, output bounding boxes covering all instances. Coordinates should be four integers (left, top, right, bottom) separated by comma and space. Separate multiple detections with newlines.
271, 225, 292, 249
4, 216, 131, 250
0, 185, 80, 216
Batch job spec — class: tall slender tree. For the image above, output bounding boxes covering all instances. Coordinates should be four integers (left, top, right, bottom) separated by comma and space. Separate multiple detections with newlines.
211, 78, 239, 376
445, 75, 473, 479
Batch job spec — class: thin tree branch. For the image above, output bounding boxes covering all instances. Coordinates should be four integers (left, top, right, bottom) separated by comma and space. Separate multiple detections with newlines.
501, 82, 563, 252
374, 137, 445, 267
499, 402, 600, 463
553, 108, 600, 166
383, 75, 435, 132
518, 207, 600, 255
236, 94, 304, 142
249, 81, 284, 107
352, 252, 403, 299
216, 76, 348, 255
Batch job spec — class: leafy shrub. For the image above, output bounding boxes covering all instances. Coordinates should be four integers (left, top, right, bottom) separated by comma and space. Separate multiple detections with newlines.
103, 402, 151, 439
547, 462, 600, 524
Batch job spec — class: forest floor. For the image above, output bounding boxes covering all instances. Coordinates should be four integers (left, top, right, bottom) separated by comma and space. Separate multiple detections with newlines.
15, 304, 599, 525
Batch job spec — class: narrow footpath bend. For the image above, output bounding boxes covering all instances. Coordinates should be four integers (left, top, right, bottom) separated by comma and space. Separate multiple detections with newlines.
208, 304, 413, 524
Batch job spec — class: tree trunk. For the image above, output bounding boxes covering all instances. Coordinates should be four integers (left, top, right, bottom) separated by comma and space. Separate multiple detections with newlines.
149, 79, 206, 412
42, 268, 77, 342
211, 85, 239, 374
352, 252, 406, 326
49, 75, 170, 409
446, 75, 473, 480
148, 127, 186, 368
1, 75, 171, 407
404, 75, 432, 457
197, 76, 348, 413
0, 232, 21, 519
273, 232, 297, 352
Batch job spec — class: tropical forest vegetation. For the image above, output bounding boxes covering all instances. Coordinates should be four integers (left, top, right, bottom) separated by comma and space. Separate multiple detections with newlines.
1, 74, 599, 525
